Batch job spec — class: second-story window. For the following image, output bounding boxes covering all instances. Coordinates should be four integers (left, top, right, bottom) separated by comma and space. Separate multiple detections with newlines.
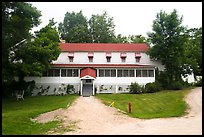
69, 57, 73, 62
135, 52, 141, 63
88, 52, 94, 63
121, 58, 126, 62
89, 57, 93, 62
120, 52, 127, 63
68, 52, 74, 62
107, 57, 111, 62
106, 52, 112, 63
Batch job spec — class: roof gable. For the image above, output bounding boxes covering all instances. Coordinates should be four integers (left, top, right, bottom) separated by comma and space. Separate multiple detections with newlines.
80, 68, 96, 79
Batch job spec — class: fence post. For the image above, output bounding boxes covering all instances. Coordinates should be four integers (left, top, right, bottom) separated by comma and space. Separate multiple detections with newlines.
128, 102, 132, 113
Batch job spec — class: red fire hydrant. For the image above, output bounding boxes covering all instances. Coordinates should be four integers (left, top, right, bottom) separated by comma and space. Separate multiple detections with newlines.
128, 102, 132, 113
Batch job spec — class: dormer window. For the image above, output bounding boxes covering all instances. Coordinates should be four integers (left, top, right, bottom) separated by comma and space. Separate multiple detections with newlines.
120, 52, 126, 62
88, 52, 94, 62
106, 52, 112, 62
68, 52, 74, 62
135, 52, 141, 63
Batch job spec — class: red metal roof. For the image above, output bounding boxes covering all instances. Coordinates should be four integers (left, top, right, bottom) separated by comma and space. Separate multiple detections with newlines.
80, 68, 96, 78
60, 43, 149, 52
52, 64, 155, 68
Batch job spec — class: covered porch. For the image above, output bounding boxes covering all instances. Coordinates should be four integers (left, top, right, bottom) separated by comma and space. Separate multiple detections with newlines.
80, 68, 96, 96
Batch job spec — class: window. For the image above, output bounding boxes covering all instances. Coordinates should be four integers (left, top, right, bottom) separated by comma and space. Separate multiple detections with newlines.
99, 69, 105, 77
61, 69, 66, 77
69, 57, 73, 62
105, 69, 111, 77
136, 70, 141, 77
73, 69, 79, 77
120, 52, 126, 63
149, 70, 154, 77
124, 70, 128, 77
117, 69, 135, 77
60, 69, 79, 77
47, 69, 60, 77
142, 70, 148, 77
88, 52, 94, 62
48, 69, 54, 77
68, 52, 74, 62
129, 70, 135, 77
67, 69, 72, 77
54, 69, 60, 77
136, 58, 140, 63
121, 58, 126, 62
43, 69, 79, 77
106, 52, 112, 62
111, 69, 116, 77
117, 70, 122, 77
107, 57, 111, 62
99, 69, 116, 77
135, 52, 141, 63
89, 57, 93, 62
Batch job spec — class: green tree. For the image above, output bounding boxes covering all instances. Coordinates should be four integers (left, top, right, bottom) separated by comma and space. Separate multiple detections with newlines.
148, 9, 187, 85
2, 3, 60, 97
89, 12, 116, 43
114, 34, 150, 45
58, 10, 91, 43
11, 21, 60, 81
182, 27, 202, 77
114, 34, 129, 43
2, 2, 41, 83
128, 35, 147, 43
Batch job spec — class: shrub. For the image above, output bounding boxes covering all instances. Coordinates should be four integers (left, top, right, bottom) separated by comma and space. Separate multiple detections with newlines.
168, 81, 184, 90
66, 84, 75, 94
140, 85, 146, 93
129, 82, 142, 94
145, 82, 162, 93
194, 78, 202, 87
24, 80, 36, 96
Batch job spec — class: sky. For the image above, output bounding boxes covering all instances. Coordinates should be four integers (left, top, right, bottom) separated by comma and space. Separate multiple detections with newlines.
30, 2, 202, 37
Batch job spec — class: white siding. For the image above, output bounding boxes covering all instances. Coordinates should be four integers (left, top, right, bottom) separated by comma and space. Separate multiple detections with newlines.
53, 51, 165, 70
95, 77, 155, 85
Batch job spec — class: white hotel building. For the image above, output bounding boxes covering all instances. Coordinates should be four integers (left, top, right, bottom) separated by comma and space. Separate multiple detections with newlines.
25, 42, 166, 96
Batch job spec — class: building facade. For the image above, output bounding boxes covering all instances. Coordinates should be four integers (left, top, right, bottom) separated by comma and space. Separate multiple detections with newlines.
25, 42, 165, 96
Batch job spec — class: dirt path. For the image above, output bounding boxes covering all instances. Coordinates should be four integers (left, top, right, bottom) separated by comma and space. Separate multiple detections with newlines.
35, 87, 202, 135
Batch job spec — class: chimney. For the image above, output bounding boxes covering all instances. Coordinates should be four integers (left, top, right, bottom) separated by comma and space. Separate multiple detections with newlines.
60, 40, 65, 43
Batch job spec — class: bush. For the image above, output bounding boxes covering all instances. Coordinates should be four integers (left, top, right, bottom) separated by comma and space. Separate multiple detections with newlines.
168, 81, 184, 90
129, 82, 142, 94
145, 82, 162, 93
194, 78, 202, 87
24, 80, 36, 96
66, 84, 75, 94
140, 85, 146, 93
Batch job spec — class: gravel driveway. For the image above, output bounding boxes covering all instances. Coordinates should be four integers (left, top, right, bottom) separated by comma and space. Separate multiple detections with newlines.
34, 87, 202, 135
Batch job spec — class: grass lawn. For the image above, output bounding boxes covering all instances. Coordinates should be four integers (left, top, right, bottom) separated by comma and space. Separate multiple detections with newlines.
2, 94, 79, 135
96, 88, 192, 119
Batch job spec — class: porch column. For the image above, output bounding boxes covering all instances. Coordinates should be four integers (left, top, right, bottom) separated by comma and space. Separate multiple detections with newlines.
80, 80, 83, 96
92, 80, 95, 95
